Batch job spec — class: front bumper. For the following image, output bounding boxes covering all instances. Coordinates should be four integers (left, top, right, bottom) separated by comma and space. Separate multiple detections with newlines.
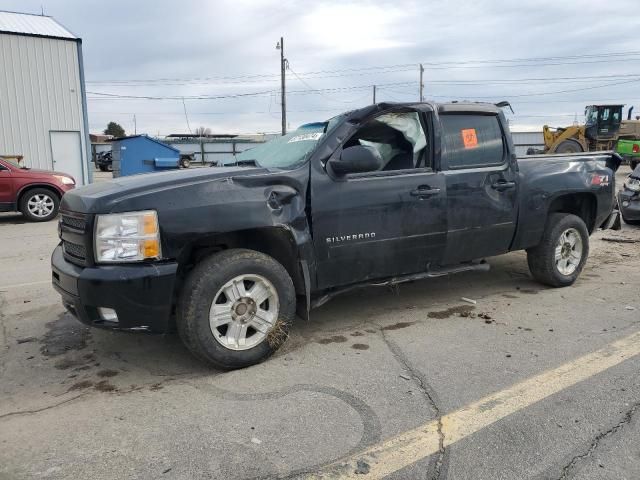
51, 245, 179, 333
619, 190, 640, 222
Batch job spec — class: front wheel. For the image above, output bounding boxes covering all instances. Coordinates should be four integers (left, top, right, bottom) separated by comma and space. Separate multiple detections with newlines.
527, 213, 589, 287
177, 249, 296, 369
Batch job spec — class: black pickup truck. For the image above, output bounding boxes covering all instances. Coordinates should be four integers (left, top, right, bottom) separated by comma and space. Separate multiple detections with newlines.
52, 102, 621, 369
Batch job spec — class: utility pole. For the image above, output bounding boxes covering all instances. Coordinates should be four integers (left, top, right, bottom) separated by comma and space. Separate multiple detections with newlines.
419, 63, 424, 102
373, 85, 376, 104
276, 37, 287, 136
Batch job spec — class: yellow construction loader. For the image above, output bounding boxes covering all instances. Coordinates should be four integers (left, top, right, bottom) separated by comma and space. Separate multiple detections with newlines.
536, 105, 640, 154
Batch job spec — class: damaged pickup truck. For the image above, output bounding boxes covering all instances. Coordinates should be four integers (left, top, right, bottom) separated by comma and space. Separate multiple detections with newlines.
52, 102, 622, 369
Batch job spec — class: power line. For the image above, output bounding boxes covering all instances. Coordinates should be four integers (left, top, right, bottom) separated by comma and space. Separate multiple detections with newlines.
288, 65, 362, 104
181, 97, 192, 134
86, 81, 418, 101
87, 76, 640, 103
85, 50, 640, 85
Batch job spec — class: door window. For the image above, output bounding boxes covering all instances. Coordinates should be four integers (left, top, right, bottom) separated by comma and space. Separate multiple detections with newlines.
341, 112, 428, 172
440, 114, 505, 169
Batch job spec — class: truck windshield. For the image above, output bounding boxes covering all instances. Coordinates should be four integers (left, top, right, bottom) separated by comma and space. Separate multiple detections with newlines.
234, 115, 345, 169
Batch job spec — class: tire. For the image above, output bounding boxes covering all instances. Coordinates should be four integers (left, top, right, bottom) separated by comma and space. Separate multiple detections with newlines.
631, 160, 639, 171
554, 140, 584, 154
106, 163, 113, 172
180, 157, 191, 169
19, 188, 60, 222
98, 165, 108, 172
177, 248, 296, 369
527, 213, 589, 287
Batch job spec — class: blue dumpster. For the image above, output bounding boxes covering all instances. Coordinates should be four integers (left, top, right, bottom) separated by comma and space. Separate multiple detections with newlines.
111, 135, 181, 177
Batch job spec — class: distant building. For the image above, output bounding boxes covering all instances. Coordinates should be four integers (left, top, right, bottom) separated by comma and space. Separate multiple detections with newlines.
0, 11, 90, 184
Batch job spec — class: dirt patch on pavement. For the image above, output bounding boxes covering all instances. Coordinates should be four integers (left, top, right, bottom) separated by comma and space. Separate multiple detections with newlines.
351, 344, 370, 350
95, 380, 116, 392
317, 335, 348, 344
40, 313, 91, 357
96, 369, 119, 378
381, 321, 416, 331
427, 305, 475, 319
68, 380, 93, 391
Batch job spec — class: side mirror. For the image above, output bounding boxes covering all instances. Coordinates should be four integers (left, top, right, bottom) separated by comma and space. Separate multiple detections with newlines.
329, 145, 383, 175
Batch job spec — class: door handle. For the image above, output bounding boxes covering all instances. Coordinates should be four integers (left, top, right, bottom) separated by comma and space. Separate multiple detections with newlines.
491, 180, 516, 191
410, 186, 441, 198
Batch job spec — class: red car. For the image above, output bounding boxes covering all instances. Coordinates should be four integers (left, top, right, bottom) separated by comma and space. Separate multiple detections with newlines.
0, 156, 76, 222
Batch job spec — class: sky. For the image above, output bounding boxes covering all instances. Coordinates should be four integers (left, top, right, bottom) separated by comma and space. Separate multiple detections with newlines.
3, 0, 640, 136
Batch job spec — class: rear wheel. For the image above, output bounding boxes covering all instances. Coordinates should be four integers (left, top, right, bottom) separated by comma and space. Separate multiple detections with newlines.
554, 140, 584, 154
631, 159, 639, 171
180, 157, 191, 168
20, 188, 60, 222
177, 249, 296, 369
527, 213, 589, 287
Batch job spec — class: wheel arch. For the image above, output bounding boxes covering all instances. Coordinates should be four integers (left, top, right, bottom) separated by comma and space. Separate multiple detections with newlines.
177, 226, 309, 302
547, 192, 597, 233
17, 183, 63, 207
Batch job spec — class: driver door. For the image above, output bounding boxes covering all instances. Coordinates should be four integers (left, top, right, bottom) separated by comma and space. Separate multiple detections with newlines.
310, 110, 447, 289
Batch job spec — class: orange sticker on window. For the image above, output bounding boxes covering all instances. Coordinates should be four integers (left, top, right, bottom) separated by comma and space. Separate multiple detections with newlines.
461, 128, 478, 148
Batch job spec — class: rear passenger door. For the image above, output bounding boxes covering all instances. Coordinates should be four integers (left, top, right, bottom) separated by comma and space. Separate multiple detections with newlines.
438, 112, 518, 265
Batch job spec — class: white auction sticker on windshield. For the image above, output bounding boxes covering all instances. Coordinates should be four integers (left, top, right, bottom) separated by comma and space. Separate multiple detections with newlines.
288, 132, 323, 143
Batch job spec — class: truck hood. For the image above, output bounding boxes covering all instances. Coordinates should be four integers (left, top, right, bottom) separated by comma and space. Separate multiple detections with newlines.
61, 166, 268, 214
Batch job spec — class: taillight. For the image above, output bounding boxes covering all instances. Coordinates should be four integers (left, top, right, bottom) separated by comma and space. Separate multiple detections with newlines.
633, 143, 640, 153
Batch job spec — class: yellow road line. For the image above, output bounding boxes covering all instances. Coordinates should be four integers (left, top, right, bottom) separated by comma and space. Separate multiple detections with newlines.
309, 330, 640, 479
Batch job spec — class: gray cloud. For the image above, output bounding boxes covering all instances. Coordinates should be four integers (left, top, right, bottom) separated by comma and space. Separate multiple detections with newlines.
4, 0, 640, 135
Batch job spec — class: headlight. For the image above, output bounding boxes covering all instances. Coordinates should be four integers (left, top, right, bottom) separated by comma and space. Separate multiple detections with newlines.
94, 210, 161, 263
54, 175, 75, 185
624, 176, 640, 192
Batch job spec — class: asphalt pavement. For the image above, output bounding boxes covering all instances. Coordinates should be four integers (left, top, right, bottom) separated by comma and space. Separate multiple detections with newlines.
0, 167, 639, 480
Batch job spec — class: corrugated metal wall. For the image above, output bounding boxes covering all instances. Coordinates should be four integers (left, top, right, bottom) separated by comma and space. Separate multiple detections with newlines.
0, 33, 88, 183
511, 131, 544, 155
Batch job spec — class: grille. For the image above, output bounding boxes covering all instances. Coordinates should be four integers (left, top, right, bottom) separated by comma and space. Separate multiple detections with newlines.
61, 214, 86, 231
60, 211, 90, 266
63, 241, 86, 260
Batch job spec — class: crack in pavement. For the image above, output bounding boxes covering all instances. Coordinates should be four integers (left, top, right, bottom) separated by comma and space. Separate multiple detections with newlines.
0, 392, 90, 421
375, 323, 447, 480
557, 400, 640, 479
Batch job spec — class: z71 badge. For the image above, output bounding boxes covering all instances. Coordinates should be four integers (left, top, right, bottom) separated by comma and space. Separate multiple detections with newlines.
591, 174, 610, 187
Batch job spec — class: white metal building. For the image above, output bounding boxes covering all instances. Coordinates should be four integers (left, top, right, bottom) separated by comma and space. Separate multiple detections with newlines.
0, 11, 90, 185
511, 131, 545, 156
